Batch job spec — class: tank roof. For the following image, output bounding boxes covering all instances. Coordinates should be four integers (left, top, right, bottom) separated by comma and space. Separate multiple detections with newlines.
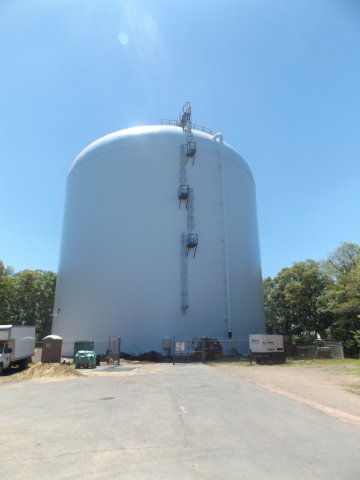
68, 125, 253, 181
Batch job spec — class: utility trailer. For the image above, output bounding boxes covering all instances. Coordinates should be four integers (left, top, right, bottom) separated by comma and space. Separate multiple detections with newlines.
0, 325, 35, 374
249, 334, 286, 364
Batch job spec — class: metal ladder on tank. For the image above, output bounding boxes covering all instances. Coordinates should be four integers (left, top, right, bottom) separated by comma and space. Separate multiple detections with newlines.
180, 233, 188, 312
177, 103, 198, 313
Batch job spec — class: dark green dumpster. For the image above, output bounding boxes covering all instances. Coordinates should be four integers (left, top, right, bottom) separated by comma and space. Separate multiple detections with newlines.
74, 350, 96, 369
73, 340, 94, 360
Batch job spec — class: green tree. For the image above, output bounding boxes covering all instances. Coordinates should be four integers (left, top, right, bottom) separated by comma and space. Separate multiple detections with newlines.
13, 270, 40, 325
0, 261, 16, 323
263, 242, 360, 356
324, 242, 360, 280
12, 270, 57, 339
35, 271, 57, 339
320, 243, 360, 356
264, 260, 332, 340
0, 260, 56, 340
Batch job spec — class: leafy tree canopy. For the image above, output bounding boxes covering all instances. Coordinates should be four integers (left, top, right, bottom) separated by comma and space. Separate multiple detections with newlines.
0, 261, 56, 340
264, 259, 332, 338
264, 242, 360, 357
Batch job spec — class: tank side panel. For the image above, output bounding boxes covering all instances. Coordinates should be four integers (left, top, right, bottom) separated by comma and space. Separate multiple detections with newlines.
224, 152, 265, 337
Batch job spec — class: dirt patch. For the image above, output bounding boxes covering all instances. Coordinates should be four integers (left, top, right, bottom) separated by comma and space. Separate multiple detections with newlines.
2, 363, 84, 382
215, 361, 360, 426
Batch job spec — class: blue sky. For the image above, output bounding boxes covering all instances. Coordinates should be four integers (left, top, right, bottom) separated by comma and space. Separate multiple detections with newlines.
1, 0, 359, 278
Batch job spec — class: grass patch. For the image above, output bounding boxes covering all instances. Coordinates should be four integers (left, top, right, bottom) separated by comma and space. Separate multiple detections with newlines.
346, 384, 360, 396
287, 359, 360, 376
212, 358, 360, 376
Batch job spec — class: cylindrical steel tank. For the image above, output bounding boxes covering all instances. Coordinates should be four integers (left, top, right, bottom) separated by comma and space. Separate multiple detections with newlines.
52, 125, 265, 354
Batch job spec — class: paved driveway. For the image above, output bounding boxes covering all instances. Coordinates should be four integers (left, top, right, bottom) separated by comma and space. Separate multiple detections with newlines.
2, 363, 360, 479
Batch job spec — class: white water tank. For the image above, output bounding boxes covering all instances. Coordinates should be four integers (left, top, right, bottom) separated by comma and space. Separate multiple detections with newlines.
52, 123, 265, 354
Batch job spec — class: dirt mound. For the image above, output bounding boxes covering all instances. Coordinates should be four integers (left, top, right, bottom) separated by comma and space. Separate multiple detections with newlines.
9, 363, 84, 381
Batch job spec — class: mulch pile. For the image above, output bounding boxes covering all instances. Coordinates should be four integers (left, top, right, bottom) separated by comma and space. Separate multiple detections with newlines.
5, 363, 83, 382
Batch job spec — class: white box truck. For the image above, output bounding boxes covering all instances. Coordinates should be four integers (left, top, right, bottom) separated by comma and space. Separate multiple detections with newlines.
249, 334, 286, 364
0, 325, 35, 375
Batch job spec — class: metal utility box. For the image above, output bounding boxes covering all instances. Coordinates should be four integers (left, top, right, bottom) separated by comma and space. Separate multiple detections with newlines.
41, 335, 63, 363
249, 334, 286, 364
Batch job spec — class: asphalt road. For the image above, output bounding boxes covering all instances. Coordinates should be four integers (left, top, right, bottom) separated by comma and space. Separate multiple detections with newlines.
1, 363, 360, 479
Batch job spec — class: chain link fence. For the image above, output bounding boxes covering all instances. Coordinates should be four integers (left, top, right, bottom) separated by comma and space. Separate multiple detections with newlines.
295, 341, 344, 360
42, 337, 250, 363
36, 336, 345, 363
172, 337, 250, 363
57, 339, 121, 361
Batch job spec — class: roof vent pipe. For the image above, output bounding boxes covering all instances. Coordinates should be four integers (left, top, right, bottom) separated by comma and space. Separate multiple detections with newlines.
213, 133, 223, 143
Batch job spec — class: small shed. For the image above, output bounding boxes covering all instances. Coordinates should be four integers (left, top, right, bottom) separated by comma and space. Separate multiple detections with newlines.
41, 335, 63, 363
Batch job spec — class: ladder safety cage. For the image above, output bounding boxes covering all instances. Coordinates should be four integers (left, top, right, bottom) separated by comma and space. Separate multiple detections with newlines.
186, 141, 197, 164
177, 102, 192, 132
181, 233, 189, 313
179, 144, 187, 184
178, 184, 190, 207
186, 188, 195, 231
186, 233, 198, 257
174, 103, 207, 311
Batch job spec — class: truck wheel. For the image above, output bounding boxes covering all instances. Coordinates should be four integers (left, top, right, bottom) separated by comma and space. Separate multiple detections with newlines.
0, 365, 3, 376
19, 358, 29, 370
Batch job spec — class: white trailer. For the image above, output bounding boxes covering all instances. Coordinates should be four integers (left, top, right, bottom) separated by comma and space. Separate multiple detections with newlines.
0, 325, 35, 374
249, 334, 286, 364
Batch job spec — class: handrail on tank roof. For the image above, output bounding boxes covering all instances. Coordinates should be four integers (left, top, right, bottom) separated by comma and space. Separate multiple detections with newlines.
161, 119, 213, 135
